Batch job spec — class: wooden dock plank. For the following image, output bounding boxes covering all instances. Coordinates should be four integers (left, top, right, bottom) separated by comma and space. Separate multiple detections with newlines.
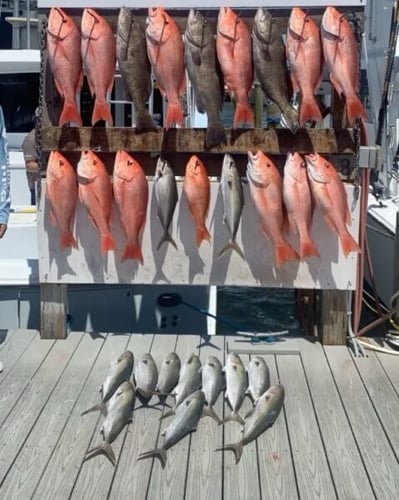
376, 349, 399, 389
185, 335, 225, 500
257, 355, 298, 499
223, 354, 261, 500
0, 333, 103, 498
146, 334, 200, 500
70, 334, 153, 500
325, 346, 399, 499
277, 355, 336, 499
108, 334, 178, 500
300, 340, 374, 499
352, 351, 399, 462
0, 329, 37, 387
32, 334, 129, 500
0, 332, 81, 485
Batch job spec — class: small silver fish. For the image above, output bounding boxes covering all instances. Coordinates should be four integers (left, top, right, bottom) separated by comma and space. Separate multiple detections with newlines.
156, 352, 181, 395
247, 356, 270, 403
154, 157, 178, 250
221, 352, 248, 426
134, 352, 158, 399
201, 355, 224, 423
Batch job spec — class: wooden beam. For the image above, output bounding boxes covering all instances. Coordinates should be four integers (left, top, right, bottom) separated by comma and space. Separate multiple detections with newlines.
296, 289, 316, 336
40, 284, 68, 339
319, 290, 348, 345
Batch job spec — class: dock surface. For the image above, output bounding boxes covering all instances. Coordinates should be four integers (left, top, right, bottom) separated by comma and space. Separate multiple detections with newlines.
0, 329, 398, 499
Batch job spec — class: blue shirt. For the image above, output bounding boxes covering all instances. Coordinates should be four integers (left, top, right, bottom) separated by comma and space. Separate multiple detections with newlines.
0, 106, 11, 224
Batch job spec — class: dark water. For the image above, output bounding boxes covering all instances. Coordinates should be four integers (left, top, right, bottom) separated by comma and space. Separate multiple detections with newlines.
217, 286, 301, 335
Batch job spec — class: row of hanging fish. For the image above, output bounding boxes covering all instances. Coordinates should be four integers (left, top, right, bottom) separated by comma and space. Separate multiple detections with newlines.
46, 149, 360, 267
46, 6, 367, 148
80, 350, 284, 467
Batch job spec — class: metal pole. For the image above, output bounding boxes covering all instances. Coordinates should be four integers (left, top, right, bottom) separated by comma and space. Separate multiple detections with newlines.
26, 0, 31, 49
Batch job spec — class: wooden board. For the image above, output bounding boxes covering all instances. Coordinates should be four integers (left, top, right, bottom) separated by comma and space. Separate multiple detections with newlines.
0, 333, 81, 485
277, 355, 336, 499
301, 340, 374, 499
0, 329, 36, 387
31, 333, 128, 499
0, 333, 102, 498
38, 181, 360, 289
108, 334, 177, 500
325, 346, 399, 499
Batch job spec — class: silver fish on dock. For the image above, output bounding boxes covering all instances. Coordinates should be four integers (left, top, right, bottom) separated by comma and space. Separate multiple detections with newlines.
155, 352, 181, 395
221, 352, 248, 426
247, 356, 270, 404
216, 384, 285, 463
137, 389, 205, 468
83, 381, 135, 466
201, 355, 224, 424
154, 158, 178, 251
134, 352, 158, 399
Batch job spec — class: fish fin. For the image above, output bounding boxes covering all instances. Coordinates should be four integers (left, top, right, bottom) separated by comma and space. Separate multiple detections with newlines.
275, 241, 300, 268
137, 448, 167, 469
281, 106, 299, 132
340, 232, 361, 258
299, 96, 323, 126
165, 102, 184, 129
121, 243, 144, 264
215, 442, 243, 464
217, 240, 245, 260
159, 409, 175, 420
81, 402, 107, 417
205, 122, 227, 149
101, 233, 117, 255
345, 95, 367, 126
135, 110, 157, 132
59, 101, 82, 127
84, 443, 116, 466
60, 231, 78, 251
201, 406, 221, 424
196, 226, 211, 247
219, 412, 245, 426
299, 236, 320, 261
233, 103, 254, 128
157, 232, 178, 251
244, 406, 256, 419
92, 99, 113, 126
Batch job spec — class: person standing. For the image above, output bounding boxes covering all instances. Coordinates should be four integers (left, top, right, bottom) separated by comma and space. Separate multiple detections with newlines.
22, 127, 39, 205
0, 104, 11, 240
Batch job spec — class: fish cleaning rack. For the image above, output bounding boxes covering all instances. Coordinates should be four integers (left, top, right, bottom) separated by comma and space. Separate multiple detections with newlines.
35, 1, 376, 344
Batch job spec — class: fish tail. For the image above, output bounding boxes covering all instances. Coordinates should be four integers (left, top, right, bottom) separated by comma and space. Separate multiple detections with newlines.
217, 240, 245, 260
157, 232, 178, 251
135, 109, 157, 132
281, 106, 299, 132
121, 242, 144, 264
81, 402, 107, 417
275, 240, 300, 268
59, 101, 82, 127
340, 231, 362, 258
165, 102, 184, 129
233, 103, 254, 128
202, 405, 221, 424
84, 442, 116, 466
196, 226, 211, 247
346, 95, 367, 126
101, 233, 117, 255
219, 411, 245, 426
300, 236, 320, 261
92, 99, 113, 126
299, 96, 323, 126
137, 447, 167, 469
215, 442, 243, 464
59, 230, 78, 250
206, 122, 227, 149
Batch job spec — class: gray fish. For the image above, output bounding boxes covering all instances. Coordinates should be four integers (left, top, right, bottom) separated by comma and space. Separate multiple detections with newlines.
156, 352, 181, 395
116, 7, 156, 131
83, 381, 135, 466
218, 154, 245, 259
216, 384, 285, 463
252, 7, 298, 131
184, 9, 226, 149
138, 389, 205, 468
154, 158, 178, 251
201, 355, 224, 424
221, 352, 248, 426
134, 353, 158, 399
247, 356, 270, 404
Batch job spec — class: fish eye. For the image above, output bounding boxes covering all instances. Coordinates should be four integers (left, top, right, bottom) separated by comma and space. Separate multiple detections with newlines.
127, 160, 133, 166
324, 163, 329, 168
93, 160, 97, 165
59, 160, 64, 166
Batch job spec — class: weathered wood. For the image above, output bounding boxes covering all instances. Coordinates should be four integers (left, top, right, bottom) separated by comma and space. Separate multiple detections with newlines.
0, 334, 101, 498
325, 346, 399, 499
296, 289, 316, 336
0, 329, 36, 388
70, 334, 153, 500
108, 334, 177, 500
277, 354, 336, 499
301, 340, 374, 499
40, 283, 68, 339
0, 333, 81, 485
32, 333, 128, 500
40, 126, 356, 157
376, 349, 399, 389
319, 290, 348, 345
